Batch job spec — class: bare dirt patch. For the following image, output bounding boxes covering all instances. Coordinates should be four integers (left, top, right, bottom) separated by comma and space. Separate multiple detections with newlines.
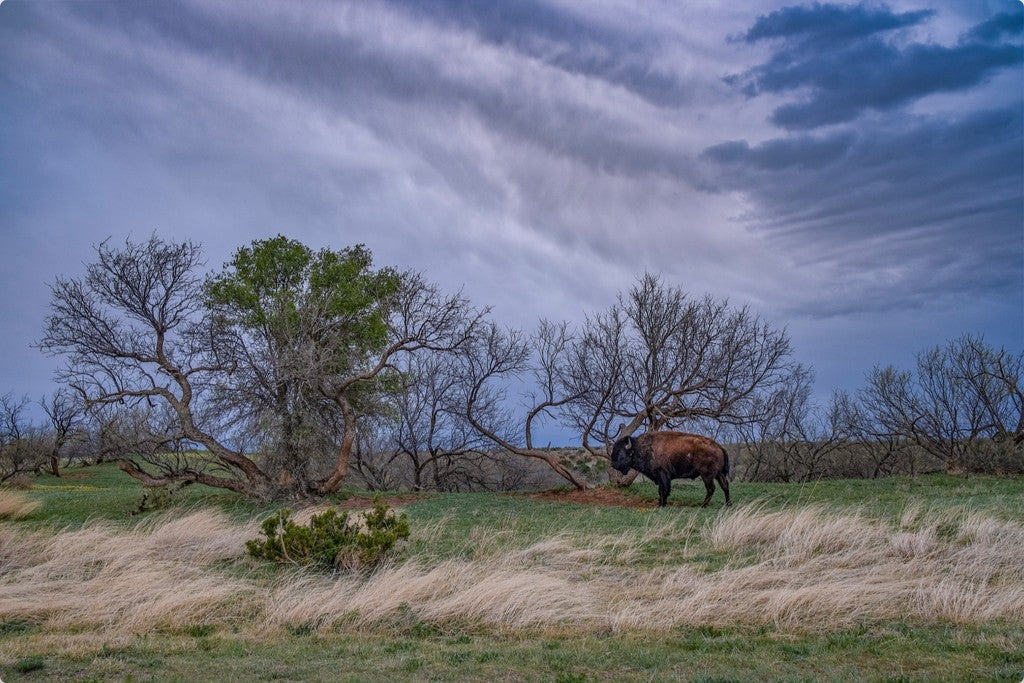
527, 487, 653, 508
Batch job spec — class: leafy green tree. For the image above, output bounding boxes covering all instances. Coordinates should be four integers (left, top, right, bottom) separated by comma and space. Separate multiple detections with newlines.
206, 236, 400, 492
207, 235, 482, 495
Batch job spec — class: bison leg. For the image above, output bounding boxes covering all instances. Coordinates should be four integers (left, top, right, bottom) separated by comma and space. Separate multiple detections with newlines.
716, 472, 732, 506
657, 476, 671, 507
700, 476, 715, 507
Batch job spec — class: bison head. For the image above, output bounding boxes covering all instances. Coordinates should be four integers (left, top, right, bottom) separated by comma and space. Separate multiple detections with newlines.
610, 435, 636, 474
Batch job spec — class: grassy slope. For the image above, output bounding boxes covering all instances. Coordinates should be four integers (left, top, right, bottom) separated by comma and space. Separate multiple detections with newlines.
2, 464, 1023, 682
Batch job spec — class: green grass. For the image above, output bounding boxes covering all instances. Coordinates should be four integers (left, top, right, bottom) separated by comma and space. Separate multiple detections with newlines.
2, 623, 1021, 682
395, 473, 1024, 565
17, 463, 432, 529
18, 464, 273, 528
3, 463, 1023, 681
16, 463, 1023, 530
614, 472, 1024, 518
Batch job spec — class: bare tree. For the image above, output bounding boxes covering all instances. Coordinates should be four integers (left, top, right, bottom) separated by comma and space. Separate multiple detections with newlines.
830, 390, 927, 479
732, 366, 848, 482
348, 414, 406, 491
862, 335, 1023, 473
776, 388, 848, 482
386, 351, 494, 491
454, 275, 794, 489
1, 393, 48, 483
72, 403, 133, 466
736, 367, 806, 482
458, 321, 591, 489
564, 274, 794, 483
953, 336, 1024, 447
38, 237, 271, 496
40, 389, 84, 476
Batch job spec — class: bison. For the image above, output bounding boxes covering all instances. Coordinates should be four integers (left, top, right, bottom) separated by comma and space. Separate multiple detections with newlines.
611, 431, 731, 508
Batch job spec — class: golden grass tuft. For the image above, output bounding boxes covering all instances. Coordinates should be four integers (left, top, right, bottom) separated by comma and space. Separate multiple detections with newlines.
0, 489, 40, 520
0, 509, 253, 633
265, 557, 597, 632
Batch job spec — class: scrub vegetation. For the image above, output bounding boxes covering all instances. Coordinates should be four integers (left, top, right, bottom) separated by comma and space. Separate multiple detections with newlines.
1, 464, 1022, 681
2, 236, 1020, 680
13, 235, 1016, 502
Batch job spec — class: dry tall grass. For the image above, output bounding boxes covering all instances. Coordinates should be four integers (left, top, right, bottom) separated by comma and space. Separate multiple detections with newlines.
0, 510, 253, 632
0, 489, 39, 520
1, 503, 1022, 636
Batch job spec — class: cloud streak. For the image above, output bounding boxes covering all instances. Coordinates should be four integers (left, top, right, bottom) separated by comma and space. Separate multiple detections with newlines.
0, 0, 1020, 421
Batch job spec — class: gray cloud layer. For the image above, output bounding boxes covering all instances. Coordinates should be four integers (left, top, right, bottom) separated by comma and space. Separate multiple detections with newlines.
704, 107, 1022, 315
0, 0, 1020, 419
704, 2, 1022, 319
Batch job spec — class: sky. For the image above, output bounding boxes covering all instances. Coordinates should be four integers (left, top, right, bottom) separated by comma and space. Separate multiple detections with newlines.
1, 0, 1021, 441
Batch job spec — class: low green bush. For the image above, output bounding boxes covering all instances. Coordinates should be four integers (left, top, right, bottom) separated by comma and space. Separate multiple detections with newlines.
246, 499, 409, 572
15, 655, 45, 673
132, 485, 174, 515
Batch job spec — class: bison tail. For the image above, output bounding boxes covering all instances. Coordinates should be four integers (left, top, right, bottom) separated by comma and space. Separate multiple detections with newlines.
722, 447, 731, 476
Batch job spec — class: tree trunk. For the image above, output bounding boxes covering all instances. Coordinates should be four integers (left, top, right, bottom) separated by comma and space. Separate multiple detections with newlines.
537, 452, 590, 489
609, 468, 639, 487
413, 459, 424, 491
319, 397, 356, 494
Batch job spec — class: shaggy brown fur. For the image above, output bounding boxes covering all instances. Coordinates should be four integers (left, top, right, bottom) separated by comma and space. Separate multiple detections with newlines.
611, 431, 731, 507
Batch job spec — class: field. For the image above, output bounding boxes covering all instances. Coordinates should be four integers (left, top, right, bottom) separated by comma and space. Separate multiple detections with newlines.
1, 464, 1022, 681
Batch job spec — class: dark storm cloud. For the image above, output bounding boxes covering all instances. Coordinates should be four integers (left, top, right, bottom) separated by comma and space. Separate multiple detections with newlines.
965, 10, 1024, 43
730, 3, 1023, 129
699, 3, 1023, 318
0, 0, 1020, 420
702, 106, 1023, 315
703, 132, 854, 170
738, 2, 933, 46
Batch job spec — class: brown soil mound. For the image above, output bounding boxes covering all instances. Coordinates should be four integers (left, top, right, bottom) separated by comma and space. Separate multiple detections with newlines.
528, 487, 653, 508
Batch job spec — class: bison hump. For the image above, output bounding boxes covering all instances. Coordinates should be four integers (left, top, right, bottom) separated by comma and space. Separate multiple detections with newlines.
651, 431, 712, 450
